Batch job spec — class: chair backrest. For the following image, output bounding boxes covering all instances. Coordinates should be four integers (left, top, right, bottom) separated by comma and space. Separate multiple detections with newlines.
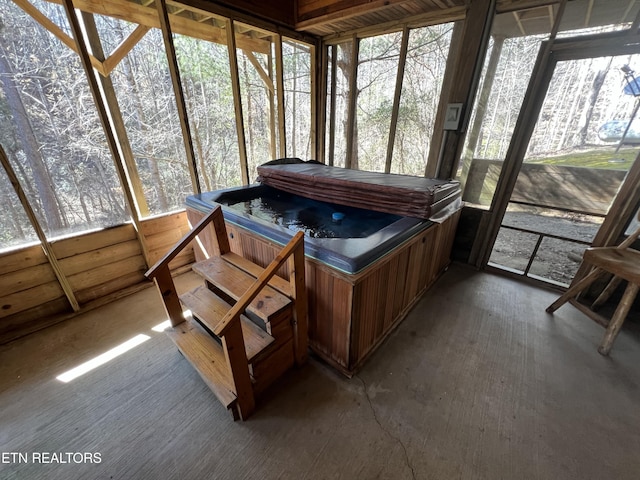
618, 213, 640, 250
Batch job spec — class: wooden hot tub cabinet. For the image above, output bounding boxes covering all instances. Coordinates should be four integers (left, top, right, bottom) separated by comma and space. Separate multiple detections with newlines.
187, 207, 460, 376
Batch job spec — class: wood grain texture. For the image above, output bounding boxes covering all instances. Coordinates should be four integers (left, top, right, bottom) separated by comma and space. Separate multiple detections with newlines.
3, 265, 640, 479
188, 206, 460, 374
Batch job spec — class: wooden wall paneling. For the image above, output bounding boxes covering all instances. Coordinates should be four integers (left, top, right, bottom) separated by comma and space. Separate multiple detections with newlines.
51, 225, 137, 258
0, 298, 70, 345
0, 146, 79, 312
73, 270, 147, 304
67, 256, 147, 294
0, 244, 47, 276
139, 212, 190, 237
0, 282, 65, 320
57, 240, 141, 277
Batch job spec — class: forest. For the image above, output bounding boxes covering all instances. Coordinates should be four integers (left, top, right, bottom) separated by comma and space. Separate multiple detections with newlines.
1, 0, 639, 252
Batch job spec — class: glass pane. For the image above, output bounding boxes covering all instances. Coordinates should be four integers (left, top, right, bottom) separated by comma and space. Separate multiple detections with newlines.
0, 1, 127, 245
235, 24, 276, 182
174, 30, 243, 192
0, 169, 38, 250
392, 23, 453, 176
105, 25, 192, 216
489, 227, 538, 273
459, 29, 546, 206
283, 38, 312, 160
332, 41, 354, 169
325, 45, 334, 166
355, 32, 401, 172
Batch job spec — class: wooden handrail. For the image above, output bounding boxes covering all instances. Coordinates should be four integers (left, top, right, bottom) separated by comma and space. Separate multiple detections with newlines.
214, 231, 305, 336
145, 206, 223, 279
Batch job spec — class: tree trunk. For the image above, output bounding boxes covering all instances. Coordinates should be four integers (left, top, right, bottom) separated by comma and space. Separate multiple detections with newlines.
0, 49, 64, 232
578, 57, 613, 146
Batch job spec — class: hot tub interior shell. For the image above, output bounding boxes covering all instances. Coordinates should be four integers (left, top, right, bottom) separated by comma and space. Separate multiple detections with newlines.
187, 186, 460, 375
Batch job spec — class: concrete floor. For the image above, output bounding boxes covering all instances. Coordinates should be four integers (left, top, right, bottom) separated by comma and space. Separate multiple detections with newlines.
1, 264, 639, 479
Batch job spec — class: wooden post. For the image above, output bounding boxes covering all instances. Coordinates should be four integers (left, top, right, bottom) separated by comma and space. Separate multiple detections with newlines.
0, 145, 80, 311
316, 41, 328, 163
289, 242, 308, 366
344, 35, 359, 169
328, 45, 338, 166
152, 267, 184, 327
267, 52, 278, 159
61, 0, 152, 267
385, 26, 409, 174
221, 319, 255, 420
212, 207, 231, 255
275, 34, 287, 158
434, 0, 496, 180
226, 19, 250, 185
154, 0, 201, 194
310, 41, 319, 161
81, 12, 150, 218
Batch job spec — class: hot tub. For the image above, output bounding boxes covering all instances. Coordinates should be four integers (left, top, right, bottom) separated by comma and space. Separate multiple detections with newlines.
186, 184, 461, 375
187, 184, 432, 274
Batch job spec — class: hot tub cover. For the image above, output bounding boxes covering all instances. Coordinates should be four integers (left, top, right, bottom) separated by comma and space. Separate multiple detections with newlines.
257, 160, 461, 220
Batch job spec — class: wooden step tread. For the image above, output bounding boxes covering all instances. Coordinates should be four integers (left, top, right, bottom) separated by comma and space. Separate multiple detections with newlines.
222, 252, 292, 298
192, 256, 292, 323
180, 286, 275, 363
166, 317, 236, 409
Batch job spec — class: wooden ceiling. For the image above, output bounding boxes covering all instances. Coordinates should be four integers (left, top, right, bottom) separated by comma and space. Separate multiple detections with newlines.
198, 0, 639, 39
43, 0, 640, 44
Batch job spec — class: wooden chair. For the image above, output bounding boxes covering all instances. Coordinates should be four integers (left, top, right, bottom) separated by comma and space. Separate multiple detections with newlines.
546, 219, 640, 355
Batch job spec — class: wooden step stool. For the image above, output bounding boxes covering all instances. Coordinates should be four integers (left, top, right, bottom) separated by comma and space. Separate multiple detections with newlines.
145, 206, 308, 420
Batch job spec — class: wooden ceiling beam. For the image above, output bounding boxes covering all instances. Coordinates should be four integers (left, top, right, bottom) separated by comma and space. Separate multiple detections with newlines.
45, 0, 271, 54
13, 0, 106, 75
103, 24, 151, 76
296, 0, 416, 30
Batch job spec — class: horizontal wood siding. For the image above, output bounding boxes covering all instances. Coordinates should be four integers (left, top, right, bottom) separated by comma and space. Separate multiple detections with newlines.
144, 211, 195, 270
55, 224, 147, 304
1, 211, 196, 344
